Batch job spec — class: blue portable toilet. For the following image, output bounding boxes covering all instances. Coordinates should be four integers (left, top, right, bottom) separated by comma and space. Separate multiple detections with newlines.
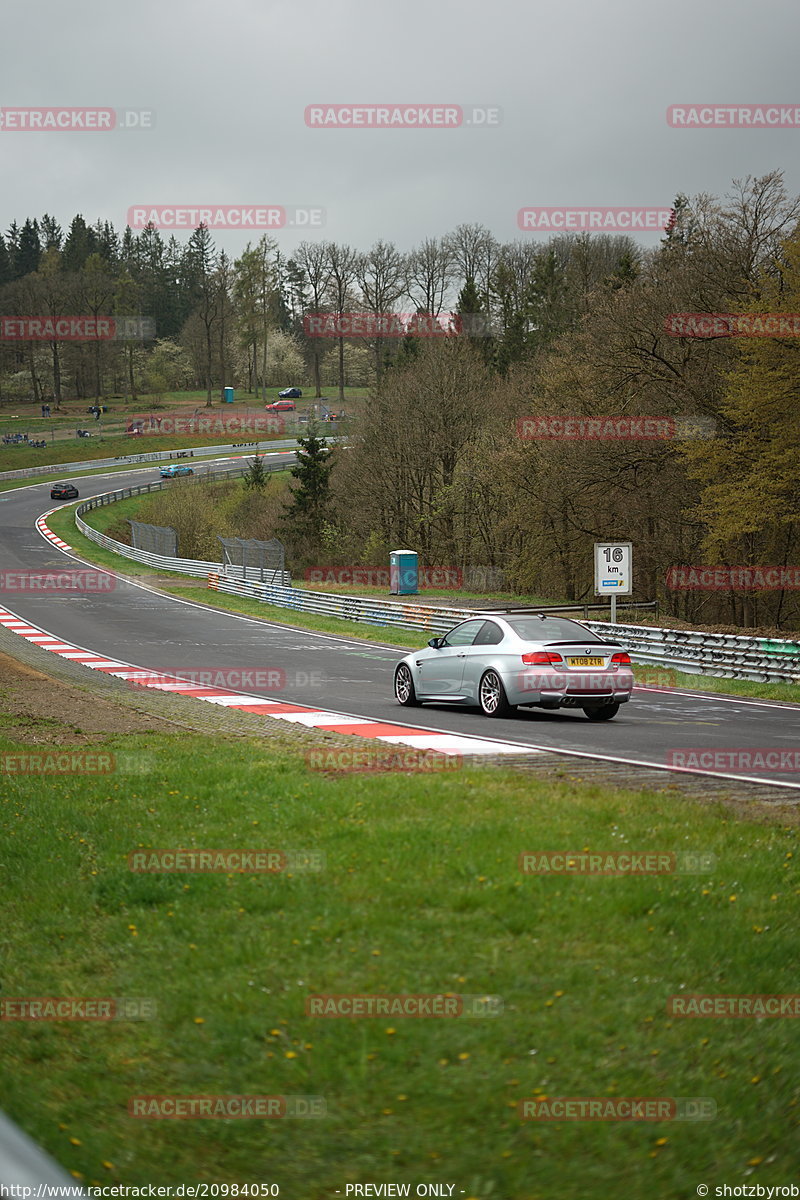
390, 550, 418, 595
223, 387, 234, 404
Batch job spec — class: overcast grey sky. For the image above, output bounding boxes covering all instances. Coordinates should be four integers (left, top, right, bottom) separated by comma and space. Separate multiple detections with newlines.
1, 0, 798, 254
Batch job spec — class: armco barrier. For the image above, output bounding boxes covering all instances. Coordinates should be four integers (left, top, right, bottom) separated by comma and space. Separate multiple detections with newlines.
0, 437, 299, 482
73, 463, 291, 582
0, 1108, 85, 1189
67, 477, 800, 682
207, 575, 800, 682
207, 573, 477, 634
579, 621, 800, 682
1, 447, 208, 482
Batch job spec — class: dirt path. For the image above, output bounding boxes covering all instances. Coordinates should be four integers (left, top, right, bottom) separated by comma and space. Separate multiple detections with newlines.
0, 651, 176, 746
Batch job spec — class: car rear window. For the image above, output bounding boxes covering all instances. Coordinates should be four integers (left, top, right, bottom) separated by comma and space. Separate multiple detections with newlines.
505, 617, 603, 643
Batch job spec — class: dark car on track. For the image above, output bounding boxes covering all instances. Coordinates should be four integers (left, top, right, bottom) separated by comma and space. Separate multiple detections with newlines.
394, 611, 634, 720
50, 482, 79, 500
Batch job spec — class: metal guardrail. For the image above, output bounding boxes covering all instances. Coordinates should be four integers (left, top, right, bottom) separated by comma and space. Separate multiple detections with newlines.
69, 470, 800, 682
73, 462, 291, 582
2, 447, 204, 482
0, 437, 298, 482
207, 574, 800, 682
0, 1108, 84, 1189
479, 601, 660, 618
207, 573, 479, 633
580, 620, 800, 682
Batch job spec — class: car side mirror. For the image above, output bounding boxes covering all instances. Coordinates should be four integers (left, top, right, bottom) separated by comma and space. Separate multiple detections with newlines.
428, 637, 442, 649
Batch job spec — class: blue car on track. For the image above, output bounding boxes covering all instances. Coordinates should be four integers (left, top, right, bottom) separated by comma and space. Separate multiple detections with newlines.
159, 464, 194, 478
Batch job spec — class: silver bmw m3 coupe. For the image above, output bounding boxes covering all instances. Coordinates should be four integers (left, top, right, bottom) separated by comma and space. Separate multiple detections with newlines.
393, 612, 634, 720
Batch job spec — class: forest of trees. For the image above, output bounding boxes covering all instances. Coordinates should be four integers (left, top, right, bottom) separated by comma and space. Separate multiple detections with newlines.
0, 210, 652, 405
2, 171, 798, 630
325, 173, 800, 629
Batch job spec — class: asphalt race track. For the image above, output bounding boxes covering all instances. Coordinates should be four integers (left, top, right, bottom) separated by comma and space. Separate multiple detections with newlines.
1, 458, 799, 791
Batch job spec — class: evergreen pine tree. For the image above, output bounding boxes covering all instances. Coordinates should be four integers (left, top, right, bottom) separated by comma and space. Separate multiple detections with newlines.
5, 221, 20, 276
456, 277, 493, 362
16, 219, 41, 277
62, 215, 96, 272
0, 234, 12, 286
281, 424, 333, 547
243, 453, 268, 490
40, 214, 63, 251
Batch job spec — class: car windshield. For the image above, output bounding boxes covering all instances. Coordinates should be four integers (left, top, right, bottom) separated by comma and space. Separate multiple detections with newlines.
505, 616, 603, 643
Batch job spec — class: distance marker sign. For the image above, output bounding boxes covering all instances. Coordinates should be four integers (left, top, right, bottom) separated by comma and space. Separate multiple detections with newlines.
594, 542, 633, 596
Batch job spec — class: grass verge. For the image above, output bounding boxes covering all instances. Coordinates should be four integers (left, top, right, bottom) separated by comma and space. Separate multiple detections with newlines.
1, 725, 797, 1196
42, 506, 800, 700
0, 443, 297, 494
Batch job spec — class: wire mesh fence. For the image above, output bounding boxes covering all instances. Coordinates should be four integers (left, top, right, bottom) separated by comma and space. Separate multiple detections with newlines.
128, 519, 178, 556
218, 536, 286, 581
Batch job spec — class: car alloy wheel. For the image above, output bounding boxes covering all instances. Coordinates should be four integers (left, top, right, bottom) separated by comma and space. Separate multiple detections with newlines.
479, 670, 512, 717
394, 664, 420, 706
583, 702, 620, 721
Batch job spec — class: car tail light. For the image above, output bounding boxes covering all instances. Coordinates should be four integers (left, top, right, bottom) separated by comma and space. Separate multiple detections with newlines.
521, 651, 563, 665
611, 651, 631, 665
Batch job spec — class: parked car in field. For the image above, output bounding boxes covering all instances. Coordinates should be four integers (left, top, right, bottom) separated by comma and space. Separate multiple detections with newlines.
50, 482, 79, 500
394, 611, 634, 720
278, 387, 302, 399
159, 464, 194, 478
265, 400, 296, 412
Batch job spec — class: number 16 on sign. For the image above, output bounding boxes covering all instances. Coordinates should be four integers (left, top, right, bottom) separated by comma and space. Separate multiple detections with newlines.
594, 542, 632, 624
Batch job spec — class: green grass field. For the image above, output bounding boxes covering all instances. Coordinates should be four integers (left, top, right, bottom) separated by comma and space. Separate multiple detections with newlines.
0, 387, 363, 471
1, 726, 797, 1196
0, 449, 298, 496
5, 452, 800, 1195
